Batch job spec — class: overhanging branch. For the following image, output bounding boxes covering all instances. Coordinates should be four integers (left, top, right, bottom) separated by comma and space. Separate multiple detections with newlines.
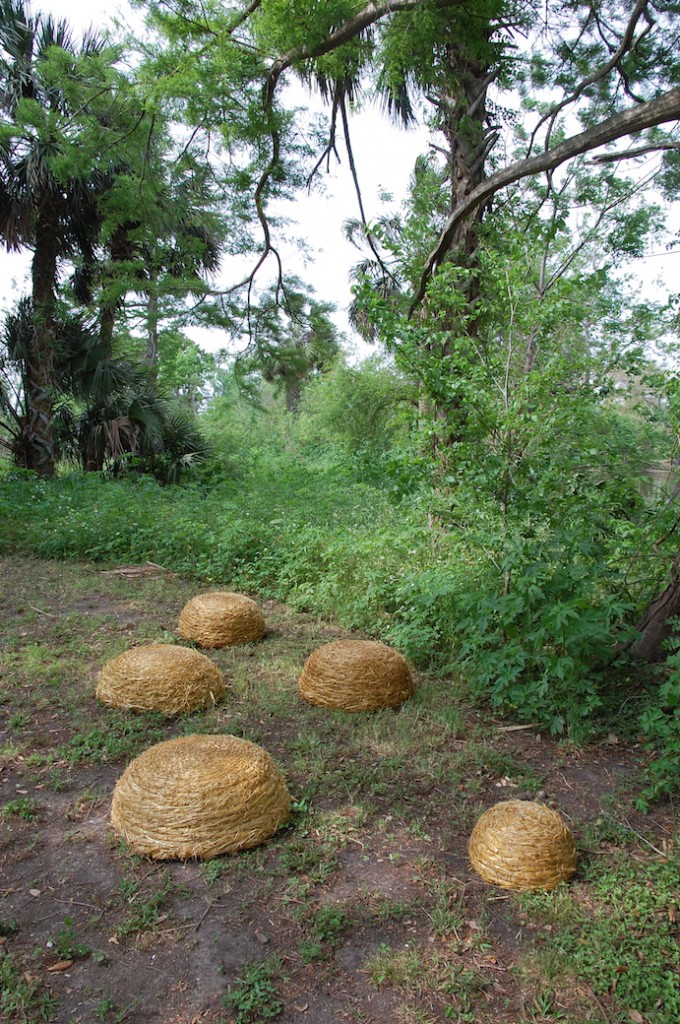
409, 86, 680, 313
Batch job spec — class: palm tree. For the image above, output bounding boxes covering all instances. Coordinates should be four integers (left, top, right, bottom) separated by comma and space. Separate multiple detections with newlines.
1, 294, 210, 481
0, 0, 107, 475
239, 286, 342, 412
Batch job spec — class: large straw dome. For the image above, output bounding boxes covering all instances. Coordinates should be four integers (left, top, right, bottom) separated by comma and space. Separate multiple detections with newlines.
110, 734, 291, 860
96, 643, 225, 714
178, 591, 266, 648
469, 800, 577, 891
298, 639, 414, 712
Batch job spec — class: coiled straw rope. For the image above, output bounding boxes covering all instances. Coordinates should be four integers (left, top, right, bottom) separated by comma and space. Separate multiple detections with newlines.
96, 643, 225, 714
178, 591, 265, 648
469, 800, 577, 891
111, 734, 291, 860
299, 639, 414, 712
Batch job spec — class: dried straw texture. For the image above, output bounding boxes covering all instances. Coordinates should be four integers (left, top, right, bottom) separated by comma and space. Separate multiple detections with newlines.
299, 639, 414, 712
110, 734, 291, 860
96, 643, 225, 714
178, 591, 266, 648
469, 800, 577, 891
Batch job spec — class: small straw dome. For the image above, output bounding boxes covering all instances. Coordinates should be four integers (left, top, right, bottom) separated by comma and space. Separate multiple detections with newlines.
178, 591, 266, 648
110, 734, 291, 860
96, 643, 225, 714
298, 639, 414, 712
469, 800, 577, 891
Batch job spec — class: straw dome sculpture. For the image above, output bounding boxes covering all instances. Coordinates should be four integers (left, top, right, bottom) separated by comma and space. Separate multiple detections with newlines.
298, 639, 414, 712
468, 800, 577, 891
178, 591, 266, 648
96, 643, 225, 714
110, 734, 291, 860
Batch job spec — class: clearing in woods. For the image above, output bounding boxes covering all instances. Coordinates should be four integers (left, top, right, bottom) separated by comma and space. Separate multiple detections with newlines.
0, 555, 677, 1024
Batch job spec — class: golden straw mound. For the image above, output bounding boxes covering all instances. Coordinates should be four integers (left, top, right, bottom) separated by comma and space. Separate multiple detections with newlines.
96, 643, 225, 714
298, 639, 414, 712
469, 800, 577, 891
110, 734, 291, 860
178, 591, 266, 648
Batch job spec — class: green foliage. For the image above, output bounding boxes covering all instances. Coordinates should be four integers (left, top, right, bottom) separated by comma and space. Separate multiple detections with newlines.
295, 355, 421, 487
0, 796, 39, 820
48, 918, 90, 961
637, 656, 680, 808
117, 882, 176, 937
520, 849, 680, 1024
223, 957, 284, 1024
456, 530, 634, 739
0, 953, 58, 1022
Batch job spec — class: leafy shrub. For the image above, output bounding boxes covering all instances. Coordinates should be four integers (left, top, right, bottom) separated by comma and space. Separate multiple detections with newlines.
456, 530, 634, 738
637, 663, 680, 808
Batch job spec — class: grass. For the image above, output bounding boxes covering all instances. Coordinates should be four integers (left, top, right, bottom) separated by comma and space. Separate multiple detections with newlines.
0, 954, 59, 1022
1, 797, 39, 820
514, 843, 680, 1024
115, 877, 179, 937
47, 918, 91, 961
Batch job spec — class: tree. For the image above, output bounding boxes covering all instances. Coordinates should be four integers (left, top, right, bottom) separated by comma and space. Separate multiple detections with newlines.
131, 1, 680, 669
88, 140, 225, 370
133, 1, 680, 298
0, 0, 115, 475
236, 286, 342, 411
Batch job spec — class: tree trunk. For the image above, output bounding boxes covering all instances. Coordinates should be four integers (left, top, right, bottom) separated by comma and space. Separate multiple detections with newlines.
27, 211, 59, 477
145, 274, 159, 369
628, 547, 680, 662
427, 37, 493, 451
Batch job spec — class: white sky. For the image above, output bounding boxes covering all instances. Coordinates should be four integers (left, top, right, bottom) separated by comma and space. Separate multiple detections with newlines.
1, 0, 678, 359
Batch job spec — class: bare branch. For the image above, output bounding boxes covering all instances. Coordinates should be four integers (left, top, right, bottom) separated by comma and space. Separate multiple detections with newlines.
590, 139, 680, 163
410, 86, 680, 313
338, 94, 399, 288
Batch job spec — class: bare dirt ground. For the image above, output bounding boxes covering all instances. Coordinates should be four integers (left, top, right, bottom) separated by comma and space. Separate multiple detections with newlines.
0, 555, 676, 1024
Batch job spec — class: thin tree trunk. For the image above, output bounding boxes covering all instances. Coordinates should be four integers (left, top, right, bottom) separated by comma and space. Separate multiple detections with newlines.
145, 275, 159, 368
27, 212, 59, 477
427, 38, 493, 450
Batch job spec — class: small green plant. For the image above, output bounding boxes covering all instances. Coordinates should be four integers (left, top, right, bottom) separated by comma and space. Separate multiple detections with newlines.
365, 943, 423, 989
93, 998, 117, 1022
117, 882, 175, 936
296, 903, 350, 961
279, 836, 338, 883
57, 715, 166, 767
637, 665, 680, 808
0, 916, 19, 936
202, 858, 228, 884
0, 797, 39, 820
528, 992, 569, 1021
517, 846, 680, 1024
48, 917, 90, 960
310, 904, 349, 943
223, 956, 284, 1024
297, 938, 325, 963
93, 996, 139, 1023
0, 952, 59, 1021
423, 881, 463, 939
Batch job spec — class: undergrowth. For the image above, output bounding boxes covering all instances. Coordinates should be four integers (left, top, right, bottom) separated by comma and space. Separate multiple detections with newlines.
1, 459, 677, 802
